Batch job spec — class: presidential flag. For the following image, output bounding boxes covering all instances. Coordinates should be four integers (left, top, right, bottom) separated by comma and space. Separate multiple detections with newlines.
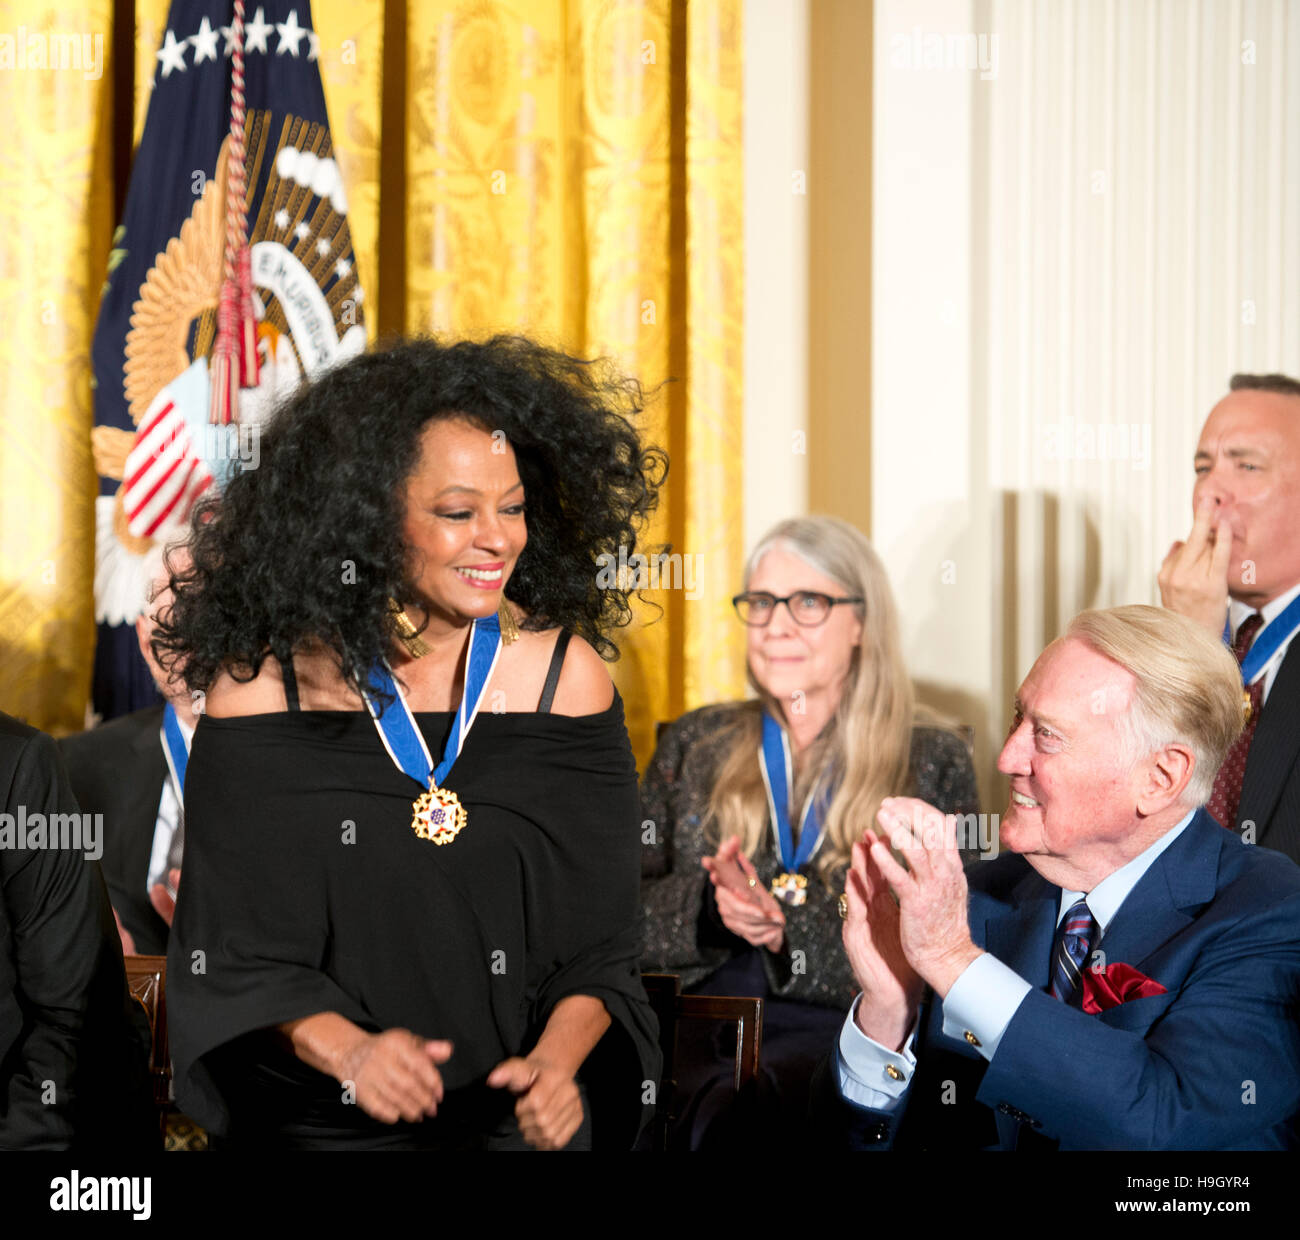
90, 1, 366, 719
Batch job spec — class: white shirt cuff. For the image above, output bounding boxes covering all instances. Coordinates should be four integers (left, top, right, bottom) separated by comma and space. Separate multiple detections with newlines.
940, 952, 1033, 1061
835, 995, 919, 1110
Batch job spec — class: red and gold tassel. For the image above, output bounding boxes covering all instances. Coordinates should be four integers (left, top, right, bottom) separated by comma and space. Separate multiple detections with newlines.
209, 0, 258, 423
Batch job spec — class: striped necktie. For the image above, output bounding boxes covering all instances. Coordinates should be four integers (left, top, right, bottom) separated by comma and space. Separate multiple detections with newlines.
1050, 898, 1097, 1004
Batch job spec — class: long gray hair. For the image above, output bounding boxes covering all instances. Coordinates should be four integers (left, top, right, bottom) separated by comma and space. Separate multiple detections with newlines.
706, 516, 915, 879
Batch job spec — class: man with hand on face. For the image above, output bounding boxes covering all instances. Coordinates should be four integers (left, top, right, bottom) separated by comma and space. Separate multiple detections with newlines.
60, 546, 193, 955
817, 605, 1300, 1151
1158, 373, 1300, 862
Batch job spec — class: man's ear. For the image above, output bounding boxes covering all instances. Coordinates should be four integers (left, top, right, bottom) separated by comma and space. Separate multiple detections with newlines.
1135, 743, 1195, 816
134, 612, 153, 668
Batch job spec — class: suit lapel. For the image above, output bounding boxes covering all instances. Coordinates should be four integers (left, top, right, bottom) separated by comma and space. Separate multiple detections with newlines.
1090, 809, 1222, 987
123, 709, 169, 892
977, 818, 1222, 1147
1239, 639, 1300, 845
983, 868, 1059, 989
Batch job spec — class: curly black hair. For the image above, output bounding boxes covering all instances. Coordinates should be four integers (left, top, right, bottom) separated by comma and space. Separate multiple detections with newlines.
154, 335, 667, 697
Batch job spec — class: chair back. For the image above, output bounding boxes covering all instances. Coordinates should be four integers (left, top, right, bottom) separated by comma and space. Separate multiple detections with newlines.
124, 954, 170, 1137
640, 972, 763, 1150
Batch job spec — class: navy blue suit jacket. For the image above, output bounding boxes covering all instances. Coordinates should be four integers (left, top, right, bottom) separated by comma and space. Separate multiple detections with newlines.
816, 809, 1300, 1150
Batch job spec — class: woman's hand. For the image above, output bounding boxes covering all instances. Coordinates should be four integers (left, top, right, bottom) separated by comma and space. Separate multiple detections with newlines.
487, 1053, 584, 1150
488, 994, 607, 1149
702, 836, 786, 951
335, 1028, 453, 1125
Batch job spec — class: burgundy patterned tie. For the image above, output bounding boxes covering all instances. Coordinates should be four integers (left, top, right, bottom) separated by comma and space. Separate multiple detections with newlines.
1206, 613, 1265, 831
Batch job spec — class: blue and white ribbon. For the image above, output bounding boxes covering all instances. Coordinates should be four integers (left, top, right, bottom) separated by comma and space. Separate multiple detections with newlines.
363, 613, 503, 790
758, 711, 830, 873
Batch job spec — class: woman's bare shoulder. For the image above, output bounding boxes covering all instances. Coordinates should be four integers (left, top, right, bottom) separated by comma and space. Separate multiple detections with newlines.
201, 660, 291, 718
547, 631, 615, 717
202, 643, 361, 716
493, 623, 613, 716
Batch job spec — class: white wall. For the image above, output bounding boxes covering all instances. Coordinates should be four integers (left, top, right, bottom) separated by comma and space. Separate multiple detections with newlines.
872, 0, 989, 759
872, 0, 1300, 802
743, 0, 810, 559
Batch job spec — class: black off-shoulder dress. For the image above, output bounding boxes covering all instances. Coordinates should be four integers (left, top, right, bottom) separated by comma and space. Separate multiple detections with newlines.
167, 651, 658, 1150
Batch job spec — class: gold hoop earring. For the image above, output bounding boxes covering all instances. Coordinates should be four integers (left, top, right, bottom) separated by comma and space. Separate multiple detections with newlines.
388, 597, 431, 658
498, 599, 521, 645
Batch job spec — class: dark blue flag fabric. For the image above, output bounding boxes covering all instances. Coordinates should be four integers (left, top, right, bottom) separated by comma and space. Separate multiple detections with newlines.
90, 1, 367, 720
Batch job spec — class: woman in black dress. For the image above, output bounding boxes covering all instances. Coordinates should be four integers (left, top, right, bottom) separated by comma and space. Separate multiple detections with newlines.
156, 336, 665, 1150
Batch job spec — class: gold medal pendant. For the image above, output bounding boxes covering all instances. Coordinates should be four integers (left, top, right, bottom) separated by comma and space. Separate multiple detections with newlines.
770, 872, 808, 906
411, 782, 468, 845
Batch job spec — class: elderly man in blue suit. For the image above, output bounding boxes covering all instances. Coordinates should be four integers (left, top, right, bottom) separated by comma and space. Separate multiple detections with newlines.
822, 604, 1300, 1151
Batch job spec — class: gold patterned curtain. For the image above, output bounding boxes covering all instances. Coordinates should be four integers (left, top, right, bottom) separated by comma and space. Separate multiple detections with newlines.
0, 0, 113, 735
1, 0, 744, 764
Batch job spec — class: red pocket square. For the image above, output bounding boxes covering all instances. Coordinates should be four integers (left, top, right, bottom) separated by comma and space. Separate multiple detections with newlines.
1080, 962, 1168, 1014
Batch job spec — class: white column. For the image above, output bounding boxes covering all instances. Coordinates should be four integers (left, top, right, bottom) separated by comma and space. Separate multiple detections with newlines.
743, 0, 810, 558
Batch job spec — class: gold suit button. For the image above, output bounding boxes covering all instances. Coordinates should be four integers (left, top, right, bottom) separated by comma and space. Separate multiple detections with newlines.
964, 1030, 982, 1048
884, 1063, 905, 1082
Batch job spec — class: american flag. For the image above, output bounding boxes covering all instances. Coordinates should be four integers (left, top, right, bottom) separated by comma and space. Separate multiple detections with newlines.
121, 392, 214, 542
89, 0, 366, 720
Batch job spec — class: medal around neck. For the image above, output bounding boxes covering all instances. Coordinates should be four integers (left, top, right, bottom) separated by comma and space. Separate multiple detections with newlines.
758, 711, 831, 906
362, 614, 503, 844
1225, 594, 1300, 689
1222, 596, 1300, 725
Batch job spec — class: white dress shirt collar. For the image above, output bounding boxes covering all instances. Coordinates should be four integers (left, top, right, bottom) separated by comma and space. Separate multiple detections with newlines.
1230, 578, 1300, 637
1057, 807, 1197, 932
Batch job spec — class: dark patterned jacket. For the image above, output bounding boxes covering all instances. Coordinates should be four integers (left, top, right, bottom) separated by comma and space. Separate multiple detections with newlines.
640, 703, 980, 1011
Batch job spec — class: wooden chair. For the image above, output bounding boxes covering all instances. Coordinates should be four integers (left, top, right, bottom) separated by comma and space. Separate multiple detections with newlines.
123, 954, 171, 1140
640, 972, 763, 1151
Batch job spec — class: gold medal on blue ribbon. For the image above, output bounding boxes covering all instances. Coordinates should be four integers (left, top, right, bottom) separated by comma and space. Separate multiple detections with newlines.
363, 614, 503, 844
411, 785, 468, 845
770, 872, 809, 906
758, 712, 831, 904
1229, 597, 1300, 726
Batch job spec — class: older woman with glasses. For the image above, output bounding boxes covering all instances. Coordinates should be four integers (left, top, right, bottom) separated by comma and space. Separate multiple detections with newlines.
640, 515, 978, 1150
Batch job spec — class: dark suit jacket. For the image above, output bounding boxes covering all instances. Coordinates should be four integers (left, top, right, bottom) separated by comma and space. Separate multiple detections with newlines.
814, 809, 1300, 1151
1237, 639, 1300, 865
0, 712, 157, 1150
59, 706, 170, 955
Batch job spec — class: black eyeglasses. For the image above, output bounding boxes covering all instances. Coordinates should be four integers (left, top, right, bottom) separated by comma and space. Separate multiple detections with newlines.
731, 591, 864, 627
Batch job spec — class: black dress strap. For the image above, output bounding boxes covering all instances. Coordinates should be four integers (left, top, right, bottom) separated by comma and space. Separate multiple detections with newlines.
279, 655, 301, 712
537, 630, 572, 714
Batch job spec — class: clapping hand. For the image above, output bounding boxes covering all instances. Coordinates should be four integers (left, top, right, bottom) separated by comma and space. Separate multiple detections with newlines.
841, 834, 923, 1051
702, 835, 786, 952
867, 797, 981, 998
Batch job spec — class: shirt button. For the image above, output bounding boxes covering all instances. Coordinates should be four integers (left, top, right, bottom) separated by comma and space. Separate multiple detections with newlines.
884, 1063, 905, 1082
964, 1030, 982, 1048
